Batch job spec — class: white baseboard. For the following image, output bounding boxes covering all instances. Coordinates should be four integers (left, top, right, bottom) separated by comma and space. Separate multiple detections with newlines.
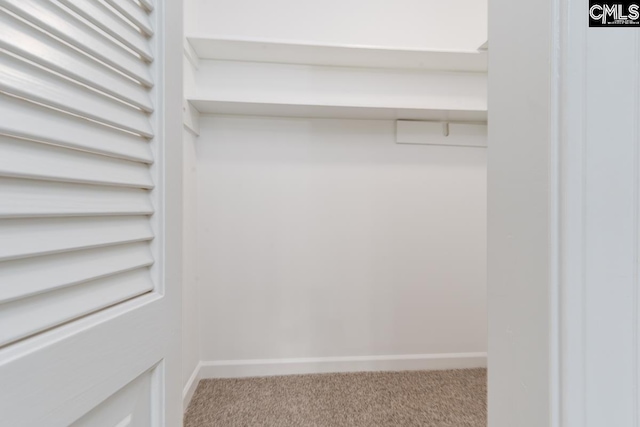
183, 352, 486, 412
182, 362, 202, 411
198, 352, 487, 379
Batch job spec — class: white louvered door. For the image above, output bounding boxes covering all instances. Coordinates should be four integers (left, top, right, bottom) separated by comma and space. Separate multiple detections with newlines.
0, 0, 182, 425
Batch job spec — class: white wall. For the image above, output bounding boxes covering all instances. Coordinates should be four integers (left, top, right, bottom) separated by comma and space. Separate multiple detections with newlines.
186, 0, 487, 51
194, 115, 487, 374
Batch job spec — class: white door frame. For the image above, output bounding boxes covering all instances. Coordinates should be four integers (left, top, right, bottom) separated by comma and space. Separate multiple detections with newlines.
488, 0, 559, 423
156, 0, 184, 423
489, 0, 640, 425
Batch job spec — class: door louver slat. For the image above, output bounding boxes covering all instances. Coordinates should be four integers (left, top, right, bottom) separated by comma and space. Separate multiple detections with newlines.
0, 94, 153, 164
0, 136, 154, 188
57, 0, 153, 62
105, 0, 154, 36
2, 0, 153, 87
138, 0, 154, 13
0, 53, 154, 137
0, 178, 154, 218
0, 216, 154, 262
0, 11, 153, 112
0, 0, 157, 346
0, 269, 154, 346
0, 242, 154, 304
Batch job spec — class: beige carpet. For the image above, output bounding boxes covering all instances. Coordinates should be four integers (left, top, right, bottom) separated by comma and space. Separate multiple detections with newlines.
184, 368, 486, 427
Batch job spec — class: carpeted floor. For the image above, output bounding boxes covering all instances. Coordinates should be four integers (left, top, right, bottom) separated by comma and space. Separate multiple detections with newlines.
184, 368, 486, 427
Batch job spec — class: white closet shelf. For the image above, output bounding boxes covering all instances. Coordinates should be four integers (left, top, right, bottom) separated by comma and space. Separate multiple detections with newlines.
188, 99, 487, 122
186, 36, 488, 72
184, 36, 487, 123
